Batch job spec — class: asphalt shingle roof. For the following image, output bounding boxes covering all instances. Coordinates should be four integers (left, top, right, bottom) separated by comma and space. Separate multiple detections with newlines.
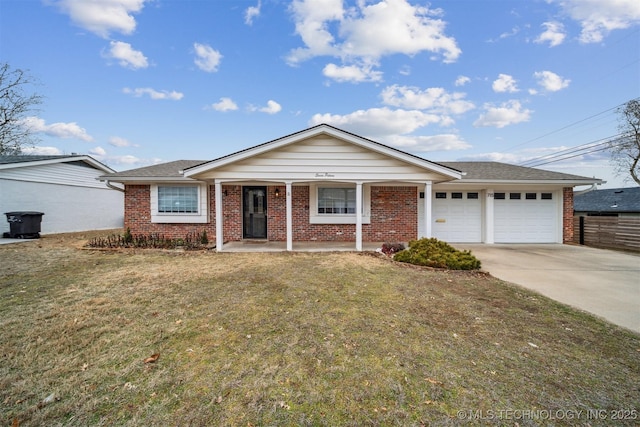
0, 155, 79, 164
104, 160, 207, 178
103, 159, 600, 183
439, 161, 598, 181
574, 186, 640, 213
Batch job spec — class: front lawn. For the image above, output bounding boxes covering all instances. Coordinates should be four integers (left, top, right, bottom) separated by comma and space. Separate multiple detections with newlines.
1, 232, 638, 426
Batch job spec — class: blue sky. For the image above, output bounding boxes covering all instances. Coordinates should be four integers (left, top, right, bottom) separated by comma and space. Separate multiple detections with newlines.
1, 0, 639, 188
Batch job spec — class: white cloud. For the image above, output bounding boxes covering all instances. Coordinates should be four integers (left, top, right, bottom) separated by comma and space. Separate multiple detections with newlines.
310, 107, 470, 152
21, 146, 63, 155
535, 21, 566, 47
492, 74, 519, 93
323, 63, 383, 83
245, 1, 261, 25
310, 107, 441, 136
454, 75, 470, 87
473, 100, 532, 128
380, 85, 475, 116
533, 70, 571, 92
259, 100, 282, 114
210, 97, 238, 112
123, 87, 184, 100
458, 151, 525, 163
108, 136, 136, 147
287, 0, 460, 82
105, 41, 148, 69
50, 0, 149, 38
385, 133, 472, 152
193, 43, 222, 72
552, 0, 640, 43
90, 146, 107, 156
21, 116, 94, 142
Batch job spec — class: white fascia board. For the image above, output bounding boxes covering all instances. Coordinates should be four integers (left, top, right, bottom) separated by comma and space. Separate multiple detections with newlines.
183, 124, 462, 180
0, 155, 115, 173
101, 176, 200, 184
443, 178, 604, 186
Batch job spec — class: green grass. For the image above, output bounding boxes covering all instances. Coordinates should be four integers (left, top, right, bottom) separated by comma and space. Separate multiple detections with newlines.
1, 232, 639, 426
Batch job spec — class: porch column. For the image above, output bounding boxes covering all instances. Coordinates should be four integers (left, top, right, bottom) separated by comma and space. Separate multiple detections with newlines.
215, 181, 223, 251
356, 182, 363, 251
424, 181, 433, 238
485, 189, 494, 244
286, 181, 293, 251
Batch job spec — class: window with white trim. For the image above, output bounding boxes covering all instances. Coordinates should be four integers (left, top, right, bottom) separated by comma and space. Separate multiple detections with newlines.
150, 183, 208, 223
309, 183, 371, 224
318, 187, 356, 214
158, 186, 199, 213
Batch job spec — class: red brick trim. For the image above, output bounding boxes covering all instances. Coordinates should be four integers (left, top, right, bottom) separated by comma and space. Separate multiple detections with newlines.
562, 187, 574, 243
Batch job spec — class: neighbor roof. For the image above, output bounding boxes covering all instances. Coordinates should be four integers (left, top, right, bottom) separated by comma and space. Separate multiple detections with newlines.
0, 154, 115, 173
574, 187, 640, 213
440, 161, 603, 184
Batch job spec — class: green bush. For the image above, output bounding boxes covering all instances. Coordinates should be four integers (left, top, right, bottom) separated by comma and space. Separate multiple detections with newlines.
393, 238, 481, 270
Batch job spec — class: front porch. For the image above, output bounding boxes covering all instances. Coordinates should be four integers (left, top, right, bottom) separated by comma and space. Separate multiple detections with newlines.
220, 240, 387, 252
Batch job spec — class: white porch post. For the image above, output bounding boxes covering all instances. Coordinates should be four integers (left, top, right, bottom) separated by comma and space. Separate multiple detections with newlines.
286, 181, 293, 251
485, 189, 494, 244
424, 181, 432, 238
355, 182, 363, 251
215, 181, 223, 251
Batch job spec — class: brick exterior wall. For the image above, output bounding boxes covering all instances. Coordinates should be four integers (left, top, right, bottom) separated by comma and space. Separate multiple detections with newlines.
563, 187, 574, 243
124, 184, 418, 243
124, 184, 216, 239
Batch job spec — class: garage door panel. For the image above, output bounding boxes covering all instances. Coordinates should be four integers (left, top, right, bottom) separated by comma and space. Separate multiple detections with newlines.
432, 192, 482, 243
495, 193, 557, 243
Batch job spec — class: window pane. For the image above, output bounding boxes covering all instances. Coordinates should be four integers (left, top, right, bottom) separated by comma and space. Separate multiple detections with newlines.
452, 192, 463, 199
541, 193, 553, 200
467, 192, 479, 199
510, 193, 521, 200
318, 187, 356, 214
158, 186, 198, 213
494, 193, 505, 200
526, 193, 537, 200
435, 192, 447, 199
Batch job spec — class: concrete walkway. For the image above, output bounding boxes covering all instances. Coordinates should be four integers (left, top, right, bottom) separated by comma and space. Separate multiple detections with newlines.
455, 244, 640, 333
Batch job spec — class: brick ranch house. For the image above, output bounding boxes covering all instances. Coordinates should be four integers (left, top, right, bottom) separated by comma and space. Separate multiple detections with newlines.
101, 124, 602, 251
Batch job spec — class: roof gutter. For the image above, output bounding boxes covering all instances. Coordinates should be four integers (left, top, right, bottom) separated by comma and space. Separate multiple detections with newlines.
105, 180, 125, 192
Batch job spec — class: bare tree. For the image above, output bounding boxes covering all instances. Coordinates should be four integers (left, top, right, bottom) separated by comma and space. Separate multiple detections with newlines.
0, 63, 43, 155
608, 98, 640, 186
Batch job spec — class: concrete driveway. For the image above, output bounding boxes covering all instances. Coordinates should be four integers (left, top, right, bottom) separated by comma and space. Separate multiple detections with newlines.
455, 244, 640, 334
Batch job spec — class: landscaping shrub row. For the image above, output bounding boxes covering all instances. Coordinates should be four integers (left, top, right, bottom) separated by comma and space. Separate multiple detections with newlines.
86, 228, 210, 250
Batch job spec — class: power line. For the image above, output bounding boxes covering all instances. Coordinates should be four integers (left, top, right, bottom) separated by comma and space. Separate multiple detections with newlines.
503, 104, 623, 152
521, 134, 629, 167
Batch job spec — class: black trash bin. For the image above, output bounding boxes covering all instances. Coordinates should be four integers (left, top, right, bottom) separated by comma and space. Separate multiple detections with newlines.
4, 212, 45, 239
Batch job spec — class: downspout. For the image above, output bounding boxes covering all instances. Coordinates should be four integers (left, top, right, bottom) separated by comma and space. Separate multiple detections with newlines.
105, 180, 125, 192
574, 183, 598, 196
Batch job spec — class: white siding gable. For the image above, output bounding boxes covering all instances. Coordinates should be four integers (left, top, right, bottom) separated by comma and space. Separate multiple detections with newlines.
0, 162, 110, 189
195, 135, 452, 182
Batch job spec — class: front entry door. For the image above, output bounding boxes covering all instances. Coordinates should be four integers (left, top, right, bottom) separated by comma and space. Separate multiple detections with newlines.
243, 186, 267, 239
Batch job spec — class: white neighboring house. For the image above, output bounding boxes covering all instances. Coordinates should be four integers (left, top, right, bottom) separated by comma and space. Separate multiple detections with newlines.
0, 155, 124, 235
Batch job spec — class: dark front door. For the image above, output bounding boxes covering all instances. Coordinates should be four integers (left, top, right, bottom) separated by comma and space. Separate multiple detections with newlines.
243, 186, 267, 239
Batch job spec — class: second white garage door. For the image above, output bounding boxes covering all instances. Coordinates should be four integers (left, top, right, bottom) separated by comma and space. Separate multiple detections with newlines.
494, 191, 558, 243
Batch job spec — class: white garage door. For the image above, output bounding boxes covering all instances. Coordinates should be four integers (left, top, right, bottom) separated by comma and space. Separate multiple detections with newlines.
494, 191, 557, 243
420, 191, 482, 243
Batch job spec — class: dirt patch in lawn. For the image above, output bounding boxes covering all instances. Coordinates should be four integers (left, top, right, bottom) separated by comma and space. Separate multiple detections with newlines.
1, 231, 639, 426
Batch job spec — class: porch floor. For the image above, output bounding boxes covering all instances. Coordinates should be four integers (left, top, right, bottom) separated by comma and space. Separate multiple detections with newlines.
220, 240, 387, 252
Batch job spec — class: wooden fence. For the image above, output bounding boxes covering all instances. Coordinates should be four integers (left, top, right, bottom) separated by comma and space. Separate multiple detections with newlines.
573, 216, 640, 252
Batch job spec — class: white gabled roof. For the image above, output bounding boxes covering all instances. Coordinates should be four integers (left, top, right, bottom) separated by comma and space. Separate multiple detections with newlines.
183, 124, 462, 180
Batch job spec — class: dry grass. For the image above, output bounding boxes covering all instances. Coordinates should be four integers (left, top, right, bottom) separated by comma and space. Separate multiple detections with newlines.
1, 231, 639, 426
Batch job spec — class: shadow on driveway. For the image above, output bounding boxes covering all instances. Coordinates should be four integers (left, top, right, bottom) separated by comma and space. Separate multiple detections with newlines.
455, 244, 640, 334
